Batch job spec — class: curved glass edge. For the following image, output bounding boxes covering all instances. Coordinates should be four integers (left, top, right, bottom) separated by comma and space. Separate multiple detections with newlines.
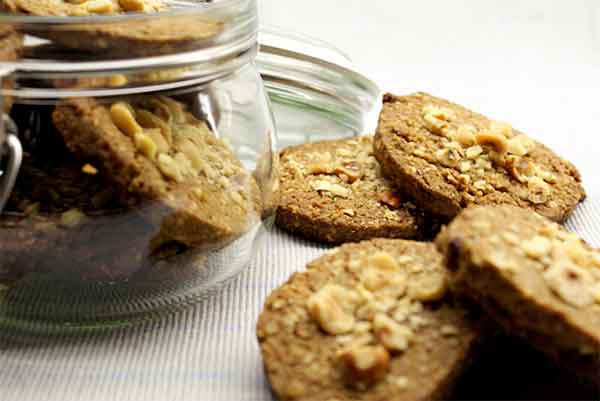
0, 0, 258, 67
257, 25, 381, 148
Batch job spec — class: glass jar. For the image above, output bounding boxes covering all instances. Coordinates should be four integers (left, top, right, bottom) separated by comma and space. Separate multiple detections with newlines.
0, 0, 277, 332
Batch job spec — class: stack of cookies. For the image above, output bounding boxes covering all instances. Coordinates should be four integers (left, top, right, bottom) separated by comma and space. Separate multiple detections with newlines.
259, 92, 597, 400
0, 0, 223, 57
1, 95, 260, 285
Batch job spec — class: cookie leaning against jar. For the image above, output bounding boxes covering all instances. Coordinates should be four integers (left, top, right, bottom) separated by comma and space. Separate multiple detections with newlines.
275, 137, 428, 244
257, 239, 480, 401
0, 0, 224, 57
52, 96, 261, 251
0, 28, 23, 113
374, 92, 585, 223
0, 151, 152, 285
435, 205, 600, 383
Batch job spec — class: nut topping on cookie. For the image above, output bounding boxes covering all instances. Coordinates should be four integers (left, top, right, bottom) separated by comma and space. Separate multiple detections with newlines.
373, 313, 413, 352
338, 344, 390, 389
307, 284, 357, 335
376, 93, 585, 222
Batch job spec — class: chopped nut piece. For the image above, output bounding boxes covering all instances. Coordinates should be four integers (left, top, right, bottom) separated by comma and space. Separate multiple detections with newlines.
476, 131, 508, 154
178, 138, 203, 171
457, 174, 471, 187
307, 284, 356, 335
134, 132, 158, 159
339, 345, 390, 388
60, 209, 86, 228
157, 153, 183, 182
412, 147, 429, 158
377, 191, 402, 209
306, 161, 334, 175
458, 160, 472, 173
110, 102, 142, 136
81, 163, 98, 175
310, 180, 351, 198
449, 125, 477, 146
335, 162, 362, 183
537, 168, 557, 184
543, 263, 595, 308
408, 272, 447, 302
466, 145, 483, 159
505, 156, 536, 183
373, 314, 413, 352
108, 74, 128, 87
473, 179, 488, 191
367, 252, 399, 272
422, 104, 454, 135
506, 135, 530, 156
144, 128, 169, 154
86, 0, 115, 13
119, 0, 146, 11
435, 148, 462, 168
342, 208, 355, 217
527, 176, 551, 204
521, 236, 552, 259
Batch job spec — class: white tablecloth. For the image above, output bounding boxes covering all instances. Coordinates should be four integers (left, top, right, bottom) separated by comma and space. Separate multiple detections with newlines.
2, 1, 600, 399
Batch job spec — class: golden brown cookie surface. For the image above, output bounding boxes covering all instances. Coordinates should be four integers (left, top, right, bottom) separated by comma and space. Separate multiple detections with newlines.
52, 96, 260, 250
436, 205, 600, 382
276, 137, 425, 244
374, 92, 585, 223
257, 239, 480, 401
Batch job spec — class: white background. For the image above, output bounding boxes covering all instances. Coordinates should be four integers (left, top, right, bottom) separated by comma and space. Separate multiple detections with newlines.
261, 0, 600, 192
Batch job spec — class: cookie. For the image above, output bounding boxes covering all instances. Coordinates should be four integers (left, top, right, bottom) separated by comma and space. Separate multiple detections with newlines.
0, 151, 151, 284
374, 92, 585, 223
435, 205, 600, 382
0, 29, 22, 113
52, 96, 260, 250
275, 137, 425, 244
1, 0, 223, 57
257, 239, 480, 401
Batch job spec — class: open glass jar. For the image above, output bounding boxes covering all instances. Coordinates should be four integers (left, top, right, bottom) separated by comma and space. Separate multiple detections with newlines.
0, 0, 277, 332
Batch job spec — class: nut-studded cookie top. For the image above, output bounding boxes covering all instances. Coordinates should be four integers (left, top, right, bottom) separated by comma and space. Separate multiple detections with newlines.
374, 92, 585, 223
257, 239, 479, 401
436, 205, 600, 358
52, 96, 260, 248
0, 0, 164, 16
276, 137, 424, 243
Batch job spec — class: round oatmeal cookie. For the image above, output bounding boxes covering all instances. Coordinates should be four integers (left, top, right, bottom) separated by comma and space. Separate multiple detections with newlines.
275, 137, 426, 244
0, 0, 223, 57
436, 205, 600, 382
52, 96, 260, 250
374, 92, 585, 223
257, 239, 480, 401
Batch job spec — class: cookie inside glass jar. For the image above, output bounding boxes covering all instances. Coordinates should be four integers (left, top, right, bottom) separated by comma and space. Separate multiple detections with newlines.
0, 0, 224, 57
52, 95, 261, 252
